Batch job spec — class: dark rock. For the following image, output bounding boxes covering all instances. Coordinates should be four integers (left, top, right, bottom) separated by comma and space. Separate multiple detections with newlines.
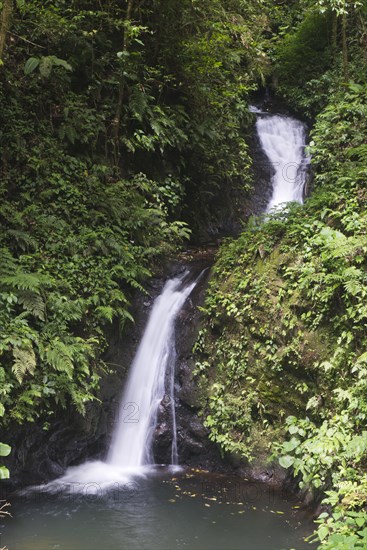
178, 361, 202, 410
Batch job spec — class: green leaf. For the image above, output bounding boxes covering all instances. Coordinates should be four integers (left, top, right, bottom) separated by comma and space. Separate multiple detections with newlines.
51, 56, 72, 71
318, 525, 329, 542
45, 340, 74, 378
12, 345, 36, 384
39, 56, 53, 78
283, 437, 300, 453
279, 455, 295, 469
0, 466, 9, 480
0, 443, 11, 457
348, 83, 364, 93
24, 57, 40, 75
288, 425, 298, 435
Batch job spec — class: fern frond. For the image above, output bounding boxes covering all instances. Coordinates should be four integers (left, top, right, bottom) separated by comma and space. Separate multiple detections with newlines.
344, 279, 364, 296
2, 273, 41, 291
12, 345, 36, 383
50, 297, 85, 322
95, 306, 115, 322
2, 272, 52, 292
44, 340, 74, 378
0, 247, 17, 277
18, 290, 46, 321
6, 230, 38, 251
346, 144, 367, 163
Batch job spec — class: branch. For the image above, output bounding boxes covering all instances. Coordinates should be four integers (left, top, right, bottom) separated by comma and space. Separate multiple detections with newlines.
8, 30, 46, 49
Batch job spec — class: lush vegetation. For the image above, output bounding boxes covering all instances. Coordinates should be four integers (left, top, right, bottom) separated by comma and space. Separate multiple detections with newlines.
1, 0, 367, 548
195, 2, 367, 548
0, 0, 271, 475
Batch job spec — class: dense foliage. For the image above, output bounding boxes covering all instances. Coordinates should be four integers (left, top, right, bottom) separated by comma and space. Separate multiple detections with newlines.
195, 2, 367, 548
0, 0, 271, 475
1, 0, 367, 548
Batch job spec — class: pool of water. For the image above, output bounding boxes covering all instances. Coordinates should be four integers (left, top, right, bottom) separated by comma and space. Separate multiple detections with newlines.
1, 469, 314, 550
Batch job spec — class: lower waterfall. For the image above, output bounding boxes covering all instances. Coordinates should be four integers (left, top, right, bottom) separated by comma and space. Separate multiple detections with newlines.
45, 271, 199, 490
107, 273, 197, 468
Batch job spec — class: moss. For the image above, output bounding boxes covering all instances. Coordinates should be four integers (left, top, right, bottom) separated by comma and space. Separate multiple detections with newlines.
194, 213, 348, 461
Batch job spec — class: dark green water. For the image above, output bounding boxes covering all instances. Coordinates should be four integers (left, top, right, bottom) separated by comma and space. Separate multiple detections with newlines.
1, 469, 314, 550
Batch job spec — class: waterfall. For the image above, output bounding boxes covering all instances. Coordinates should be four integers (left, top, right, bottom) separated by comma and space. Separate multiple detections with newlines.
107, 273, 197, 468
252, 109, 309, 211
43, 272, 198, 490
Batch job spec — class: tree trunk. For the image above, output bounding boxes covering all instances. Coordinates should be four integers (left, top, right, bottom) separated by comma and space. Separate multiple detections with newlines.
357, 9, 367, 60
0, 0, 13, 63
331, 11, 338, 62
112, 0, 134, 165
341, 12, 349, 80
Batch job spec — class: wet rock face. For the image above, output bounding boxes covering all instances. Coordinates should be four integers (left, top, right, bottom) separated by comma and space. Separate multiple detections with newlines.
2, 405, 109, 491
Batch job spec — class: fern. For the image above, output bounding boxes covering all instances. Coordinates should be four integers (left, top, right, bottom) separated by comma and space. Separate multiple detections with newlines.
43, 340, 74, 378
343, 278, 364, 297
69, 386, 93, 415
12, 345, 36, 383
2, 272, 47, 291
95, 306, 115, 322
346, 144, 367, 163
6, 230, 37, 252
0, 247, 17, 277
18, 290, 46, 321
49, 296, 85, 323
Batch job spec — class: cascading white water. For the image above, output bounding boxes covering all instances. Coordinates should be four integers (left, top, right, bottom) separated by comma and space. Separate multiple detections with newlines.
253, 111, 309, 211
107, 273, 197, 468
40, 272, 198, 491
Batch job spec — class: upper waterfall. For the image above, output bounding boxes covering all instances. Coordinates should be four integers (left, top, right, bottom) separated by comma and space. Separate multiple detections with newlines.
253, 110, 309, 211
